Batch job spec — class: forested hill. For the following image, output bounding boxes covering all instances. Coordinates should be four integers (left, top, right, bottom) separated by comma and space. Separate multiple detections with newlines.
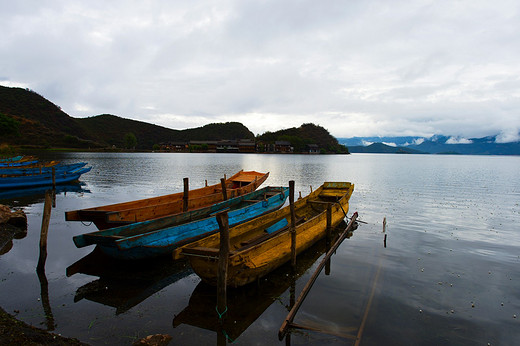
257, 123, 349, 153
76, 115, 254, 149
0, 86, 254, 149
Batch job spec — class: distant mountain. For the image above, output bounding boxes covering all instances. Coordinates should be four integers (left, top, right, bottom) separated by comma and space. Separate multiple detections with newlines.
339, 136, 424, 147
338, 135, 520, 155
348, 143, 427, 154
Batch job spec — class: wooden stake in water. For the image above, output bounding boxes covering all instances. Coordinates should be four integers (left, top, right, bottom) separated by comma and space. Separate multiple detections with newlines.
220, 178, 228, 201
325, 203, 332, 275
51, 167, 56, 190
289, 180, 296, 268
37, 190, 53, 272
183, 178, 189, 212
216, 211, 230, 316
383, 217, 387, 248
279, 212, 359, 340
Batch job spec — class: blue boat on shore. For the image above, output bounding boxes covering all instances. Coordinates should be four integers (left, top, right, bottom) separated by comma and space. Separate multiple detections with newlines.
0, 162, 88, 176
0, 166, 92, 190
72, 186, 289, 260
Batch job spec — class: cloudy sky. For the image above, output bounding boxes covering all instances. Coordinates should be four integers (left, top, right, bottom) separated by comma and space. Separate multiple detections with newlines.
1, 0, 519, 141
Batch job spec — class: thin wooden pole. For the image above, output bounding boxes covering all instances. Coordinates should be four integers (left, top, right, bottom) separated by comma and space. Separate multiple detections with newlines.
51, 167, 56, 189
183, 178, 189, 212
325, 203, 332, 276
289, 180, 296, 268
37, 190, 53, 272
220, 178, 228, 201
216, 211, 229, 316
279, 212, 358, 340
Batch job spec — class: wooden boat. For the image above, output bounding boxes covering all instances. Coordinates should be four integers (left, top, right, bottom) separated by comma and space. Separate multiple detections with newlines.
0, 155, 23, 163
65, 170, 269, 230
72, 186, 289, 260
181, 182, 354, 287
0, 166, 92, 190
0, 162, 86, 177
0, 159, 38, 168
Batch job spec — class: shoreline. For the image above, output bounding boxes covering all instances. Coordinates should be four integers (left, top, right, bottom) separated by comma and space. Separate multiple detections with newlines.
0, 307, 87, 345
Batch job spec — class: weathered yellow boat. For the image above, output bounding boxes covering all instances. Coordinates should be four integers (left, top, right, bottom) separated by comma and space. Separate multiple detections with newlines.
65, 170, 268, 230
179, 182, 354, 287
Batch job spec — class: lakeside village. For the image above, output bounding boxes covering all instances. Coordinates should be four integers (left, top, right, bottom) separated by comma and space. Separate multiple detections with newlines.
158, 139, 322, 154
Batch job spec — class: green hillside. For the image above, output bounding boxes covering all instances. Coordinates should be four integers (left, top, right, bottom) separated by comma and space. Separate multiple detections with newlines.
0, 86, 98, 148
0, 86, 341, 153
77, 114, 254, 149
257, 123, 349, 153
0, 86, 254, 150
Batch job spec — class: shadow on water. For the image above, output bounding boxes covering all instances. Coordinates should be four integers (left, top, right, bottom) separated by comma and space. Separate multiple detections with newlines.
173, 220, 357, 344
67, 247, 193, 315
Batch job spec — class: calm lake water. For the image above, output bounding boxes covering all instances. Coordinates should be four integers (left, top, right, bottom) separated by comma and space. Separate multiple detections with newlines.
1, 152, 519, 345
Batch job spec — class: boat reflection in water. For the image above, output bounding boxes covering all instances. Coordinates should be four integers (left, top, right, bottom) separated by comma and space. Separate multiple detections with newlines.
0, 182, 90, 205
66, 247, 193, 315
173, 220, 354, 342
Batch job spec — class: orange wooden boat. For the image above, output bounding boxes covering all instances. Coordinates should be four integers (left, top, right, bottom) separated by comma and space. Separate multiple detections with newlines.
65, 170, 268, 230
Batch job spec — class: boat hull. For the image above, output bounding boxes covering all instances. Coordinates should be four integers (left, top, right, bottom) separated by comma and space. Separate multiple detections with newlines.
73, 186, 289, 260
65, 170, 268, 229
184, 182, 354, 287
0, 166, 92, 190
0, 162, 87, 176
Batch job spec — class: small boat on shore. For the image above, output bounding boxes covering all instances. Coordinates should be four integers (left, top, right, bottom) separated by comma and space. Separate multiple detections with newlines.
0, 162, 87, 177
0, 155, 24, 163
65, 170, 269, 230
181, 182, 354, 287
0, 166, 92, 190
72, 186, 289, 260
0, 159, 38, 168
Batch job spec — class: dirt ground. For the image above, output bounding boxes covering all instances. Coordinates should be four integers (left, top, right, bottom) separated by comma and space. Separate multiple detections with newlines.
0, 307, 88, 345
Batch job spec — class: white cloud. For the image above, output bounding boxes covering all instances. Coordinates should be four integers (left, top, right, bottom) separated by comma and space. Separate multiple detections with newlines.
446, 137, 473, 144
495, 128, 520, 143
382, 142, 397, 147
1, 0, 520, 138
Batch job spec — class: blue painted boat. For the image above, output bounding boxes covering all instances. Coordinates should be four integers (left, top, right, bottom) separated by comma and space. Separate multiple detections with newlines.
0, 155, 24, 163
0, 166, 92, 190
0, 162, 87, 176
0, 159, 38, 168
73, 186, 289, 260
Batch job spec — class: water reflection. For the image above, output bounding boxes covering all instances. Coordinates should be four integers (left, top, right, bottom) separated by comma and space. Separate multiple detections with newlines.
0, 223, 26, 255
0, 182, 90, 205
67, 248, 193, 315
173, 224, 353, 343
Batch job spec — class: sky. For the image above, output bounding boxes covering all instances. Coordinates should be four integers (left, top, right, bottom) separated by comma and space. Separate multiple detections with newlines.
1, 0, 520, 142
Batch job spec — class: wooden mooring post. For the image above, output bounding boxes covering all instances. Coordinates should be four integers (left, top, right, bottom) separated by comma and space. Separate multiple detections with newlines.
325, 203, 332, 275
37, 190, 53, 272
216, 211, 230, 317
289, 180, 296, 268
183, 178, 189, 212
220, 178, 228, 201
279, 212, 359, 340
51, 167, 56, 190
